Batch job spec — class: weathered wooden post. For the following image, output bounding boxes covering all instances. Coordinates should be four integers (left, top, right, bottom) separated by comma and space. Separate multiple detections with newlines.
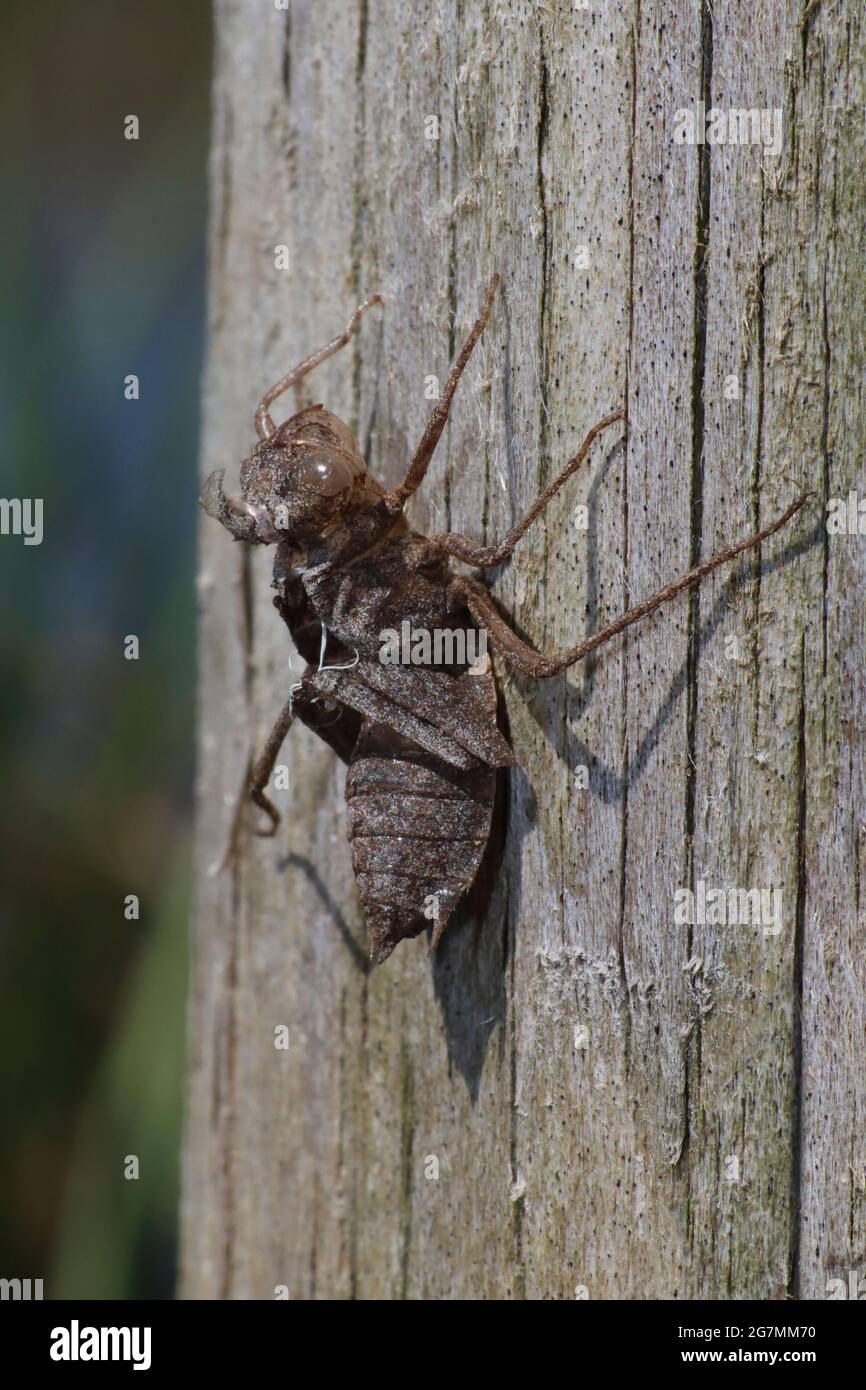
182, 0, 864, 1299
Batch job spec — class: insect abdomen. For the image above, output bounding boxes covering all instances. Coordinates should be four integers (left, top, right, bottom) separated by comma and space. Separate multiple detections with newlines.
346, 725, 495, 962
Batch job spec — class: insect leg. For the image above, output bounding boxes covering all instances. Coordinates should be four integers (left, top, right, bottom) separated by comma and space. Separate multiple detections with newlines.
255, 295, 384, 440
250, 697, 297, 833
425, 410, 624, 566
387, 274, 501, 509
450, 491, 812, 678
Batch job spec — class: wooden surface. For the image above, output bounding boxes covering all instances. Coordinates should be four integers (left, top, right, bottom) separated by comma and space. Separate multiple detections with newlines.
182, 0, 865, 1299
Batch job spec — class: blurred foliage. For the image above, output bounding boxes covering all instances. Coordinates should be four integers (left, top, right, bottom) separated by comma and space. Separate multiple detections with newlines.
51, 854, 190, 1300
0, 1, 211, 1297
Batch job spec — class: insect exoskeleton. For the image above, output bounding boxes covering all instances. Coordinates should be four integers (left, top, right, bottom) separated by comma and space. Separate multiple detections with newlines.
201, 276, 810, 962
203, 406, 375, 547
345, 696, 499, 963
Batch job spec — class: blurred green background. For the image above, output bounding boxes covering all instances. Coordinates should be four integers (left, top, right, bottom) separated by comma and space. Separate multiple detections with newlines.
0, 1, 211, 1298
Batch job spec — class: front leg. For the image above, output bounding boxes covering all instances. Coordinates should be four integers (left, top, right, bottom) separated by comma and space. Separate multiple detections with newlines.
385, 275, 500, 511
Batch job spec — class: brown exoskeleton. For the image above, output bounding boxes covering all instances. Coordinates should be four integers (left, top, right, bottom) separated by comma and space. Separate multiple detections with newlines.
202, 276, 810, 963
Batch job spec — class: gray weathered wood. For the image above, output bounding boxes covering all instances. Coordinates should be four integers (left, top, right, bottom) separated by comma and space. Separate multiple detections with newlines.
181, 0, 865, 1299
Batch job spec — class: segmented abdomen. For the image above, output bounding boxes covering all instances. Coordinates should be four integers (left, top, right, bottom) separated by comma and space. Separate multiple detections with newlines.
345, 723, 495, 963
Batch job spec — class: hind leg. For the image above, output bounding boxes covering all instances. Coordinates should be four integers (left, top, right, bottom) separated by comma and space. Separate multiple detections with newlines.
249, 697, 297, 833
450, 490, 811, 678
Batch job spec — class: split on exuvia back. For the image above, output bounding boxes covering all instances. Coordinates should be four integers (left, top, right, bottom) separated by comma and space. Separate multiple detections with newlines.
201, 276, 810, 963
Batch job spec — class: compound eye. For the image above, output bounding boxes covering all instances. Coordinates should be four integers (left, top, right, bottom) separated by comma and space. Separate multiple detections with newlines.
295, 450, 357, 497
